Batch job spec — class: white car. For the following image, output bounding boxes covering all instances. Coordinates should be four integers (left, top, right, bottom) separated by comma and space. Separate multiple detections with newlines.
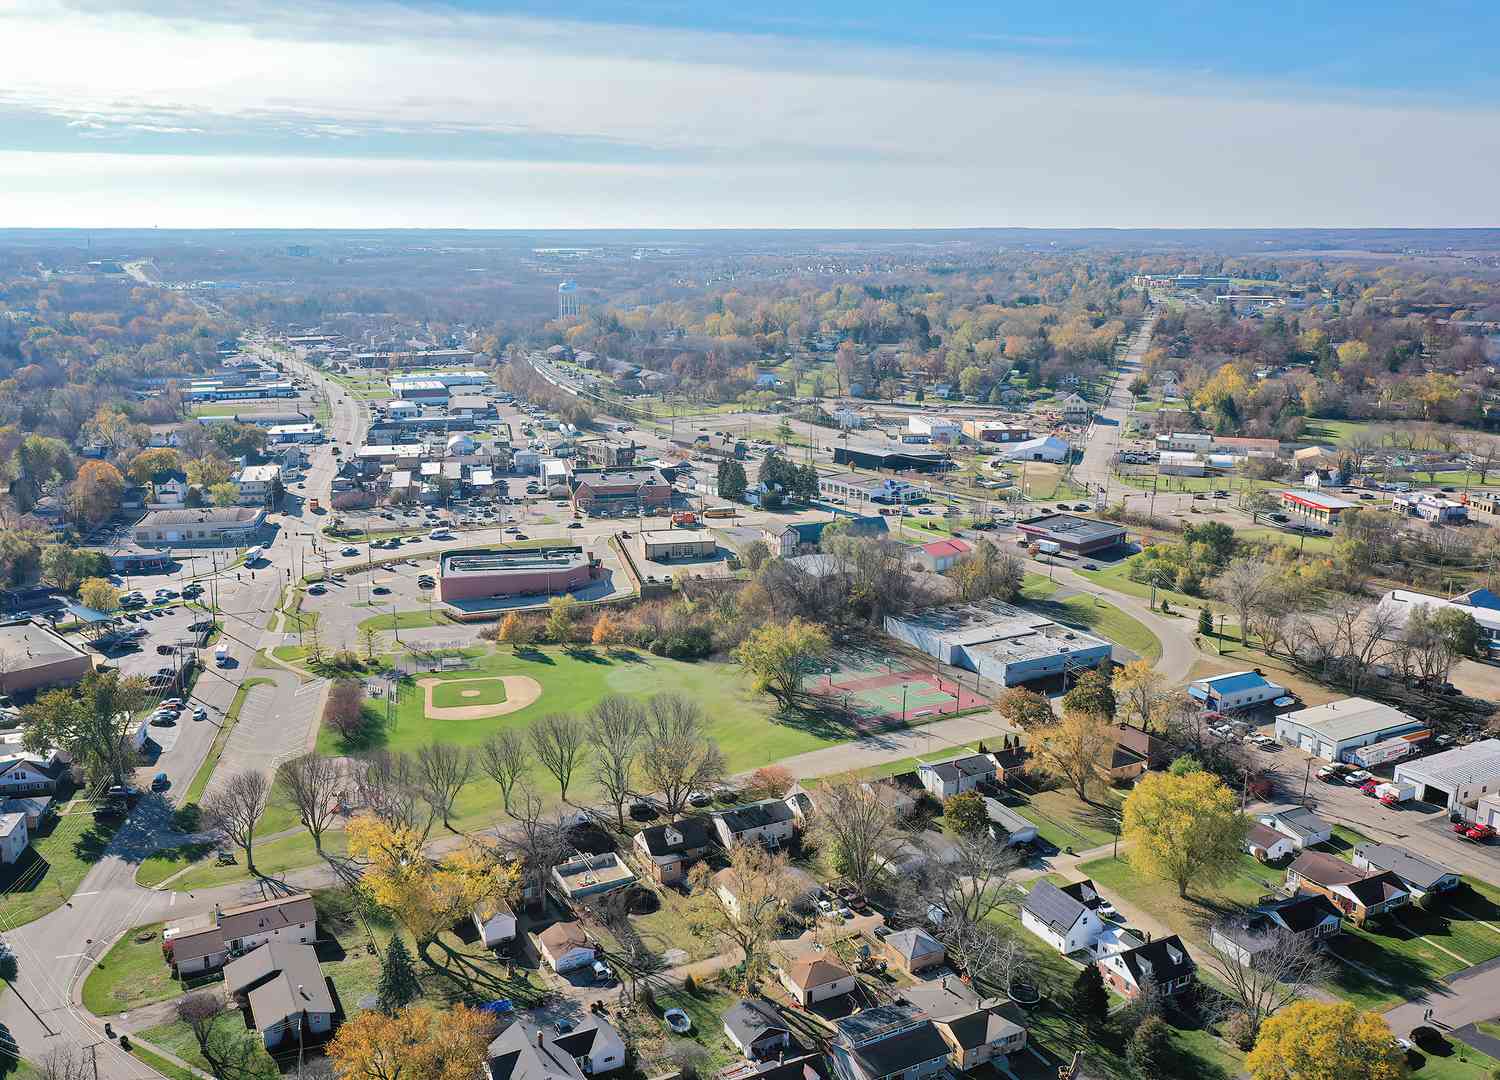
1096, 900, 1118, 920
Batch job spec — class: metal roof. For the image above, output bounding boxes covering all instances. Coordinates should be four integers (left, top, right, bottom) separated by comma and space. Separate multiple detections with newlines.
1279, 697, 1422, 743
1396, 738, 1500, 788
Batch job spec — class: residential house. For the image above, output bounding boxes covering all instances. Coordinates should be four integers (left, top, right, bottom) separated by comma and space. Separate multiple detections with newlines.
711, 799, 797, 850
148, 470, 191, 508
1098, 935, 1196, 999
981, 797, 1039, 846
1103, 741, 1149, 784
723, 999, 794, 1060
1245, 822, 1298, 864
715, 866, 820, 922
535, 921, 596, 973
0, 795, 53, 829
784, 780, 916, 824
0, 813, 28, 864
827, 1004, 952, 1080
1188, 670, 1287, 712
1110, 724, 1168, 770
1019, 879, 1104, 955
484, 1014, 626, 1080
1352, 843, 1460, 902
917, 753, 997, 799
0, 746, 69, 796
767, 516, 888, 557
1057, 393, 1093, 422
1258, 807, 1333, 850
900, 978, 1027, 1071
632, 817, 713, 884
222, 942, 335, 1049
472, 898, 517, 949
1286, 851, 1410, 925
1209, 894, 1342, 967
779, 955, 857, 1006
883, 928, 945, 974
910, 539, 972, 572
219, 893, 318, 953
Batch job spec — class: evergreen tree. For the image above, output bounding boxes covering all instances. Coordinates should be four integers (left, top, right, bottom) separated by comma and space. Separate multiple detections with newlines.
377, 936, 422, 1013
1198, 606, 1214, 637
1070, 965, 1109, 1026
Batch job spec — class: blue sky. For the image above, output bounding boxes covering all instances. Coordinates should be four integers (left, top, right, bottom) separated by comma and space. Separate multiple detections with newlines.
2, 0, 1498, 227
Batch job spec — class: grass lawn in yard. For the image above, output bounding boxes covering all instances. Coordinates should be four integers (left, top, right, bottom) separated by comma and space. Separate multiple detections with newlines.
430, 677, 509, 709
0, 802, 122, 927
1011, 788, 1122, 853
138, 1020, 279, 1080
167, 829, 347, 891
630, 904, 721, 964
82, 922, 188, 1015
129, 1045, 198, 1080
1312, 824, 1372, 857
1324, 914, 1470, 1011
1021, 573, 1060, 601
1008, 1003, 1243, 1080
1409, 1040, 1500, 1079
1077, 853, 1283, 954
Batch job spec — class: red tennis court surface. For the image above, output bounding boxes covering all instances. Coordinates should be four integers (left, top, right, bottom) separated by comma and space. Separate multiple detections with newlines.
804, 654, 986, 726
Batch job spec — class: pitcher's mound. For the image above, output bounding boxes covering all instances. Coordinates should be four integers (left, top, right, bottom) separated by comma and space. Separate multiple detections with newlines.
416, 676, 543, 720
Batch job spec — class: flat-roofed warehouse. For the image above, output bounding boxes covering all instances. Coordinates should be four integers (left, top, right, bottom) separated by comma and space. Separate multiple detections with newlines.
0, 620, 93, 695
1273, 697, 1426, 763
1015, 514, 1126, 556
437, 545, 598, 602
884, 600, 1113, 687
639, 527, 718, 562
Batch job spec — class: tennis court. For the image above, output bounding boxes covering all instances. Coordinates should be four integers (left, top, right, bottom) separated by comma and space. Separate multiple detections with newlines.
802, 646, 986, 726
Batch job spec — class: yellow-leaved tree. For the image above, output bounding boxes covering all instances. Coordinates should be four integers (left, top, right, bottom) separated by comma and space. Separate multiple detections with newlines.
1123, 769, 1247, 898
733, 616, 830, 704
1111, 660, 1171, 733
1246, 1001, 1407, 1080
328, 1004, 495, 1080
347, 816, 520, 966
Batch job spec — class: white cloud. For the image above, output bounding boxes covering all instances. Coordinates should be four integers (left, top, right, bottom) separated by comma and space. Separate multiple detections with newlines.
0, 0, 1497, 225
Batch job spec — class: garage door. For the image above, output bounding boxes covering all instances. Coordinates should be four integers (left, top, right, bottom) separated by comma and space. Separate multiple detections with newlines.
1298, 733, 1315, 753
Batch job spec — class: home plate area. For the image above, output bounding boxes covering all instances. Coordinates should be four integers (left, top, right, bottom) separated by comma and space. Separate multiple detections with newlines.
417, 675, 543, 720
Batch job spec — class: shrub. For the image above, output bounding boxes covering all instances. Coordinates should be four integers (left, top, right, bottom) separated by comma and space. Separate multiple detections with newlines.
1127, 1016, 1172, 1077
1226, 1010, 1257, 1051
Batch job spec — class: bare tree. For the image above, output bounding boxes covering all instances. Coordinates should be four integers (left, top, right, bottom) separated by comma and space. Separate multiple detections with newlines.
275, 753, 346, 855
639, 693, 727, 817
34, 1048, 92, 1080
479, 729, 528, 811
350, 750, 424, 834
586, 696, 646, 828
922, 833, 1024, 928
1463, 433, 1500, 485
684, 842, 798, 991
1213, 557, 1276, 645
529, 712, 588, 802
937, 920, 1032, 993
177, 992, 263, 1080
201, 770, 269, 876
810, 778, 908, 897
415, 741, 473, 831
499, 781, 570, 909
1204, 920, 1330, 1045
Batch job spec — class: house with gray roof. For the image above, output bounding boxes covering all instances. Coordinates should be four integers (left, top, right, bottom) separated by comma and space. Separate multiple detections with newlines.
882, 927, 945, 974
222, 942, 335, 1048
485, 1014, 625, 1080
723, 999, 794, 1060
712, 799, 797, 850
1353, 843, 1460, 900
1258, 806, 1333, 849
828, 1004, 952, 1080
917, 753, 997, 799
1019, 879, 1104, 955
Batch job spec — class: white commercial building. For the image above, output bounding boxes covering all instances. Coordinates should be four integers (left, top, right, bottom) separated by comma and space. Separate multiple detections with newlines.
1377, 588, 1500, 660
1157, 450, 1207, 476
265, 423, 322, 444
1155, 432, 1215, 453
886, 601, 1113, 687
1393, 739, 1500, 811
1274, 698, 1426, 763
993, 435, 1070, 463
909, 415, 962, 443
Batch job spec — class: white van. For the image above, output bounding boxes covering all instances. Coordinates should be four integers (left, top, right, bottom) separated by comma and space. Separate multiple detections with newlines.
244, 546, 264, 564
214, 642, 230, 667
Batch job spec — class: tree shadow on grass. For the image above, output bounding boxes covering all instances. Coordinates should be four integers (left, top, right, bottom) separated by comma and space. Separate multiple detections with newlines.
772, 697, 863, 742
514, 646, 555, 665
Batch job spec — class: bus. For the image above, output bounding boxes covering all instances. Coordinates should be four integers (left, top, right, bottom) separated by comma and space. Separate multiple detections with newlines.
701, 506, 737, 519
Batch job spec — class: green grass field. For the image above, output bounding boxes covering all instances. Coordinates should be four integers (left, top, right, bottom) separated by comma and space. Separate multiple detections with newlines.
82, 922, 186, 1015
0, 804, 122, 927
430, 677, 509, 708
355, 608, 454, 632
1036, 592, 1162, 663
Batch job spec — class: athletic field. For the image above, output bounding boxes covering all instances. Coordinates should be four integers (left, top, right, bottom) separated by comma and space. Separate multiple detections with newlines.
802, 646, 985, 726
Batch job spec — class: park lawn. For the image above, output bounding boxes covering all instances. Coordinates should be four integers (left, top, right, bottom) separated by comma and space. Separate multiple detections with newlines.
168, 829, 347, 891
314, 645, 844, 832
137, 1019, 280, 1080
1013, 788, 1121, 852
1054, 594, 1161, 663
0, 804, 121, 927
1301, 418, 1378, 443
357, 608, 455, 632
1077, 853, 1284, 954
430, 677, 510, 709
135, 841, 216, 888
82, 922, 188, 1015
